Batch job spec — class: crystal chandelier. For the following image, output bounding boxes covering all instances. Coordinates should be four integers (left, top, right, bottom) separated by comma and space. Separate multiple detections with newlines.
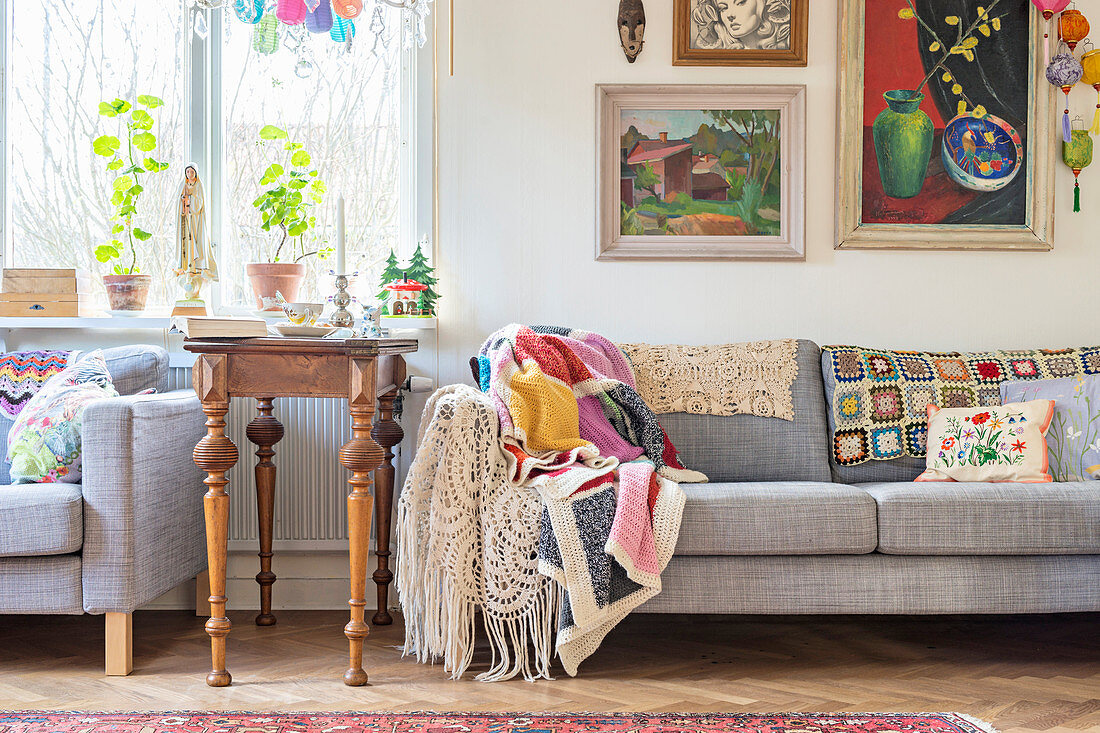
190, 0, 431, 50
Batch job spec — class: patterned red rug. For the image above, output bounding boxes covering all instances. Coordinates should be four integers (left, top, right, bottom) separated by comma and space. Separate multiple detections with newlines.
0, 712, 997, 733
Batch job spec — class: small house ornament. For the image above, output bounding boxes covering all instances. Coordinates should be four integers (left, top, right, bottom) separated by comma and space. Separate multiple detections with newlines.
383, 273, 429, 317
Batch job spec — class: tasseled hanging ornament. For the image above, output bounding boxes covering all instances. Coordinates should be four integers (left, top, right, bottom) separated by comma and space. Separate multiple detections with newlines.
1063, 116, 1093, 212
233, 0, 263, 23
1059, 6, 1090, 51
276, 0, 308, 25
1081, 42, 1100, 134
253, 12, 279, 54
305, 0, 333, 33
1033, 0, 1072, 64
1047, 42, 1083, 142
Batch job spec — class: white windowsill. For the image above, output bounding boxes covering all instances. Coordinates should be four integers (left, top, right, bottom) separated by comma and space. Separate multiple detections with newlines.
0, 316, 173, 329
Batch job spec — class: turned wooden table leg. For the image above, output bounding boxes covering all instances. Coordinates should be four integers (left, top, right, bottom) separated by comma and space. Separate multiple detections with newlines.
192, 354, 238, 688
370, 388, 402, 626
247, 397, 283, 627
340, 358, 383, 686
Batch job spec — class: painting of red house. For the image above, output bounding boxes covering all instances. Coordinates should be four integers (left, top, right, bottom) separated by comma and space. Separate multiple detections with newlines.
618, 107, 782, 238
626, 133, 694, 200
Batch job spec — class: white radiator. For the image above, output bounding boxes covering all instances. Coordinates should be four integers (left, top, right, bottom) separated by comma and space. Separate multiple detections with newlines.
170, 366, 365, 546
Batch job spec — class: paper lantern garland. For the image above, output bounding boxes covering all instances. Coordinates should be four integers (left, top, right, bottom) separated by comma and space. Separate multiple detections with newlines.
233, 0, 263, 23
305, 0, 334, 33
276, 0, 308, 25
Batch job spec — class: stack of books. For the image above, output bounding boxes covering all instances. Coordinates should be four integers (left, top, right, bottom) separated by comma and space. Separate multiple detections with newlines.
0, 268, 94, 317
171, 316, 270, 338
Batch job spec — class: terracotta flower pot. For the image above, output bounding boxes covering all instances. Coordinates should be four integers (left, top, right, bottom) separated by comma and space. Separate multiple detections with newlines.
103, 274, 152, 312
246, 262, 307, 311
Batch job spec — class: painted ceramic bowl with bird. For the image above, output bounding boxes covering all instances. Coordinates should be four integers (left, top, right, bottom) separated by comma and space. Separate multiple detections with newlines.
941, 113, 1024, 192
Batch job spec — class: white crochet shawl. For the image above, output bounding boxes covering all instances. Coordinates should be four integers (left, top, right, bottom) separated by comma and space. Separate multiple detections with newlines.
397, 384, 558, 681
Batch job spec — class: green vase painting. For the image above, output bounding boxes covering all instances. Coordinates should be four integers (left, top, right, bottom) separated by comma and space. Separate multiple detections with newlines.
872, 90, 934, 199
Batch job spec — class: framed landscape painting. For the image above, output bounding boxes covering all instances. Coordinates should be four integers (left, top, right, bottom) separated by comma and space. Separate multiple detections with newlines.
673, 0, 809, 66
596, 84, 805, 261
836, 0, 1056, 250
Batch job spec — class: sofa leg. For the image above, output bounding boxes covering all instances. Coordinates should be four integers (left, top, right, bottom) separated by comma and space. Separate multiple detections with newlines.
195, 570, 211, 618
105, 612, 133, 676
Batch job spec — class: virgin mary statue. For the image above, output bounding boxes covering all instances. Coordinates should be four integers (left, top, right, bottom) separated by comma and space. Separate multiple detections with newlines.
174, 164, 218, 314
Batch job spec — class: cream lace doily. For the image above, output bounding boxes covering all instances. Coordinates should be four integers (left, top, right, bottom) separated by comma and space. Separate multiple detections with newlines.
618, 339, 800, 421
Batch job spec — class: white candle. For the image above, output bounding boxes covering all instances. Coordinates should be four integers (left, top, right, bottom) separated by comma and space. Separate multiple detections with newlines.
336, 195, 347, 274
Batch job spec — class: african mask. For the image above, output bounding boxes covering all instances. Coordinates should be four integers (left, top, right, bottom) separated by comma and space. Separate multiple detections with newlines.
618, 0, 646, 63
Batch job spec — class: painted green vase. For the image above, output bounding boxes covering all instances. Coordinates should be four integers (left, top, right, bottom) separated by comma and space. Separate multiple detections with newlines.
872, 90, 934, 199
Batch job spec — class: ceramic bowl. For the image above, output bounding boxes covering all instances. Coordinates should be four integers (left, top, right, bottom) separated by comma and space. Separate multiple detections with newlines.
281, 302, 324, 326
940, 113, 1023, 192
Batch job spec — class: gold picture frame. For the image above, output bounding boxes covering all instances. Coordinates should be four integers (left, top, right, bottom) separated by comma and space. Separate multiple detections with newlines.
673, 0, 808, 67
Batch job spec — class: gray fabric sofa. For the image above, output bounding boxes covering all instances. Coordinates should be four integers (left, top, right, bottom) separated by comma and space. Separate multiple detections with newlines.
0, 345, 207, 674
641, 340, 1100, 614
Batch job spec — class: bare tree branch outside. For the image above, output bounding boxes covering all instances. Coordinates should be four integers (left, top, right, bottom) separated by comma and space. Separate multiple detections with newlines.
10, 2, 402, 310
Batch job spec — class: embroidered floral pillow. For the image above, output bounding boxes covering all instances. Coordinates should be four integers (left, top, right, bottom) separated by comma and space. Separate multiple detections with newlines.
6, 351, 117, 484
917, 400, 1055, 483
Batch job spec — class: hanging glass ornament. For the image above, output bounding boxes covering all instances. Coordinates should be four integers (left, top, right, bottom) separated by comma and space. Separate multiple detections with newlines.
234, 0, 263, 23
1047, 42, 1084, 142
305, 0, 334, 33
253, 12, 280, 54
1059, 7, 1090, 51
1063, 116, 1093, 212
330, 14, 355, 43
276, 0, 307, 24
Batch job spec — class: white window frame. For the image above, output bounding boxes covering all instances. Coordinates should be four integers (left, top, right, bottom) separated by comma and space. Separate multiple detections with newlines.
0, 2, 433, 299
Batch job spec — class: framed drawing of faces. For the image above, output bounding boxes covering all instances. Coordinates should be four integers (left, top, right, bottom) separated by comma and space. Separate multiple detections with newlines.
673, 0, 808, 67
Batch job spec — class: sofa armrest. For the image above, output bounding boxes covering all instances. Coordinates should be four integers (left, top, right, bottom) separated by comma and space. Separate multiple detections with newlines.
80, 390, 208, 614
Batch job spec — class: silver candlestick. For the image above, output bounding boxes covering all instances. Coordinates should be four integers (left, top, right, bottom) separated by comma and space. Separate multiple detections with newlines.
331, 274, 354, 328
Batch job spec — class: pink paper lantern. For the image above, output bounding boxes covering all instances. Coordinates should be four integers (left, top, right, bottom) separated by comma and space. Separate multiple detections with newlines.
276, 0, 308, 25
1032, 0, 1073, 64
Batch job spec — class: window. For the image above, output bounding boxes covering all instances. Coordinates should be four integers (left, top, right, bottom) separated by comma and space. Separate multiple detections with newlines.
218, 14, 403, 307
1, 2, 426, 309
8, 1, 187, 306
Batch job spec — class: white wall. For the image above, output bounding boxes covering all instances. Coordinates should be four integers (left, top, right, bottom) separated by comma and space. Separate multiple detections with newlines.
432, 0, 1099, 388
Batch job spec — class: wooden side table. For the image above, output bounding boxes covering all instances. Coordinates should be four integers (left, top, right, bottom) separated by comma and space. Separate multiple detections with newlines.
184, 336, 418, 687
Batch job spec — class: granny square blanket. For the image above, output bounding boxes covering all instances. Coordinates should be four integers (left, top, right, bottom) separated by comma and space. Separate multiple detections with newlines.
0, 350, 71, 419
822, 345, 1100, 466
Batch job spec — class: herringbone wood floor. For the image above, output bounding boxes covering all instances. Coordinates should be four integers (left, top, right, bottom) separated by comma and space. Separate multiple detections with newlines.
0, 611, 1096, 732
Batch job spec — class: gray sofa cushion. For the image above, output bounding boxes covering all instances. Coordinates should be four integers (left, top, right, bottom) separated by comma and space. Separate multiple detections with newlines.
0, 483, 83, 556
0, 555, 83, 614
863, 481, 1100, 555
659, 340, 831, 482
820, 351, 927, 484
677, 481, 877, 555
101, 345, 169, 395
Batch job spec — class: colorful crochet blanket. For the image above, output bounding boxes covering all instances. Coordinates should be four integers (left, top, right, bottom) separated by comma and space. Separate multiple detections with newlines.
823, 345, 1100, 466
479, 324, 705, 674
0, 351, 71, 419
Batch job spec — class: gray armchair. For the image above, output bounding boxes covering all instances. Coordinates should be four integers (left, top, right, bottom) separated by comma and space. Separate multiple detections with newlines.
0, 345, 207, 674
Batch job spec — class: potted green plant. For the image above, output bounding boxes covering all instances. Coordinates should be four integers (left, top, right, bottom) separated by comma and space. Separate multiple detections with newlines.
92, 95, 170, 311
247, 125, 328, 310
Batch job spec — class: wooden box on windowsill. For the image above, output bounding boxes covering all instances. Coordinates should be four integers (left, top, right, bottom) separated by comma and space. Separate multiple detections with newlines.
1, 268, 95, 317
